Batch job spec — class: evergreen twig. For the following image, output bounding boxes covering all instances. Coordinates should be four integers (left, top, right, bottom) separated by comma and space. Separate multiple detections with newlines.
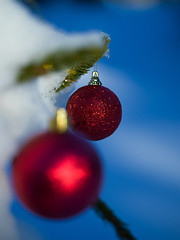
17, 36, 110, 92
93, 199, 136, 240
56, 35, 110, 92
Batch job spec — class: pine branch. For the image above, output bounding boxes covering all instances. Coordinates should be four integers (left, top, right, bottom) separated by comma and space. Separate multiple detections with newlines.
17, 36, 110, 92
55, 35, 110, 92
93, 199, 136, 240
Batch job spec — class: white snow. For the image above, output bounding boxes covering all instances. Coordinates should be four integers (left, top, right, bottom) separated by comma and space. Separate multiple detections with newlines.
0, 1, 105, 239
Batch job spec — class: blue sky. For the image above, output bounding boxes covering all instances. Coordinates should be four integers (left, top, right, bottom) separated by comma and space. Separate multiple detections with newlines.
13, 1, 180, 240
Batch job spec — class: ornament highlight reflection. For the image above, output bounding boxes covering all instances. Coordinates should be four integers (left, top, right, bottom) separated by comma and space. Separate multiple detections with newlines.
48, 155, 90, 193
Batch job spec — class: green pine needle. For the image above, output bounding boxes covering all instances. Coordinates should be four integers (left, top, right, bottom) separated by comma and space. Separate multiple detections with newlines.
17, 36, 110, 92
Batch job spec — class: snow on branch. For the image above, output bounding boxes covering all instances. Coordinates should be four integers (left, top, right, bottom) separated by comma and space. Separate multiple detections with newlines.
17, 35, 110, 91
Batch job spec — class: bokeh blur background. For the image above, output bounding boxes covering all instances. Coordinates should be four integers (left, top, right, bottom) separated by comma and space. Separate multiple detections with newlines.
0, 0, 180, 240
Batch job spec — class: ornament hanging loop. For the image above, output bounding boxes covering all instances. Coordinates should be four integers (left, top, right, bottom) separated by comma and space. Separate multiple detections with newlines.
88, 70, 102, 86
92, 71, 99, 78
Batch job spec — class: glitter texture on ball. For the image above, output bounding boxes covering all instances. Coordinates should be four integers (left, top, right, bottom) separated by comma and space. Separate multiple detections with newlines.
66, 85, 122, 141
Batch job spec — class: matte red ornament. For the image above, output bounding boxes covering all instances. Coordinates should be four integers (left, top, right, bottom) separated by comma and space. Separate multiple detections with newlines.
12, 131, 102, 219
66, 85, 122, 141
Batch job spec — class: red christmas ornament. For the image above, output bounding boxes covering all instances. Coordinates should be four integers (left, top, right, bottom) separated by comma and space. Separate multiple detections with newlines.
66, 72, 122, 141
12, 131, 103, 219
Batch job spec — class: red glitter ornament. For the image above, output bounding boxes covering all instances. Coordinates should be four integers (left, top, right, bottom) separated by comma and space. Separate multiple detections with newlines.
12, 131, 102, 219
66, 73, 122, 140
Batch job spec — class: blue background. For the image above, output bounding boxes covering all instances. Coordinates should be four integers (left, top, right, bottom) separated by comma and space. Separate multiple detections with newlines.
13, 1, 180, 240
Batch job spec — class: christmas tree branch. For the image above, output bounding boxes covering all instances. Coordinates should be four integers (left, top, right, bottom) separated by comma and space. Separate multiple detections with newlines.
55, 35, 110, 92
93, 199, 136, 240
17, 36, 110, 92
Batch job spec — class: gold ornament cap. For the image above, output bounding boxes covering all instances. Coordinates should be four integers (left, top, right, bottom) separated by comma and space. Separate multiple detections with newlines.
50, 108, 68, 133
88, 71, 102, 86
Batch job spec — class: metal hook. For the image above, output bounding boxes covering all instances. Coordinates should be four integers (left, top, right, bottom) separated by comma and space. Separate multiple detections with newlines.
92, 71, 99, 78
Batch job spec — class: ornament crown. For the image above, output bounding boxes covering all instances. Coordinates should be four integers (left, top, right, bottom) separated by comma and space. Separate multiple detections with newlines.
88, 71, 102, 86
